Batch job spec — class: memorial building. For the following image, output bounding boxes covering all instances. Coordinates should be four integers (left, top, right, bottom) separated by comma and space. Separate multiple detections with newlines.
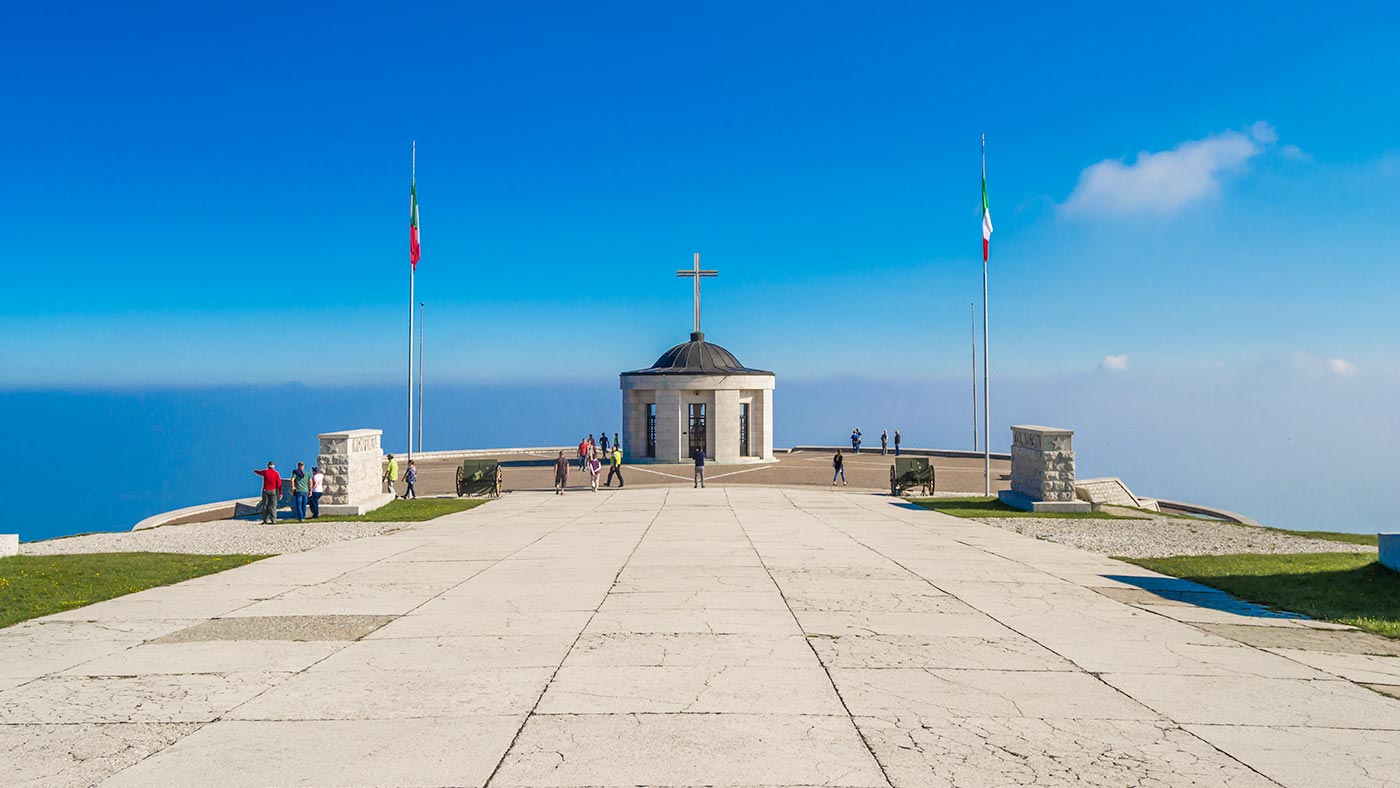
619, 255, 776, 464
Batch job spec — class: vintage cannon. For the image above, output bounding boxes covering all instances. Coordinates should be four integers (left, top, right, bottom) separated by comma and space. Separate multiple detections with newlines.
890, 456, 935, 497
455, 459, 503, 498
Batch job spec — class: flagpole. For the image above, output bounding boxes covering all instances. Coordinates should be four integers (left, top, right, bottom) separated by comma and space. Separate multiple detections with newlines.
418, 301, 424, 453
981, 134, 991, 497
408, 141, 415, 462
971, 302, 978, 452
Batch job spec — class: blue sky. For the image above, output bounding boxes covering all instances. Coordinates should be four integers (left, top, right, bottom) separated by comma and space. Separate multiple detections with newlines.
2, 1, 1398, 386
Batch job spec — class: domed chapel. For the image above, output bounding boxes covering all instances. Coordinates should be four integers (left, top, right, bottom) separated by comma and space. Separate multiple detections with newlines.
619, 254, 776, 464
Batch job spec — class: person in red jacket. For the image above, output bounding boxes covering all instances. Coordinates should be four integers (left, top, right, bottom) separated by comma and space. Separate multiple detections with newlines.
253, 461, 282, 524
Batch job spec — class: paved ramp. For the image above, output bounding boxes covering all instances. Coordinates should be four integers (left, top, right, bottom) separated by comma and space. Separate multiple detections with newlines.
3, 488, 1396, 787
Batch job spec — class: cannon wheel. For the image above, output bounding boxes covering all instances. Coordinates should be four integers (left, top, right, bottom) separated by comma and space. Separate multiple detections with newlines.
890, 465, 898, 497
455, 466, 466, 497
492, 467, 503, 498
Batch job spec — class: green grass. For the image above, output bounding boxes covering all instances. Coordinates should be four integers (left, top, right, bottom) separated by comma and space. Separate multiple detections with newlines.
1261, 528, 1378, 546
309, 496, 489, 523
910, 496, 1145, 520
1124, 552, 1400, 638
0, 553, 267, 629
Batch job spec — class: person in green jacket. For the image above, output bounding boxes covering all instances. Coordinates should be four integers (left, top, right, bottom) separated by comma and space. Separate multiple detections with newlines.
384, 454, 399, 496
605, 447, 624, 488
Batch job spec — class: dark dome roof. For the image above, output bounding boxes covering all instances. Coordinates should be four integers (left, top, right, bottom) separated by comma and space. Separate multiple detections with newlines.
623, 332, 773, 377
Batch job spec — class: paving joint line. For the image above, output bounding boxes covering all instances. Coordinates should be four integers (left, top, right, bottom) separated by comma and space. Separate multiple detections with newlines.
726, 486, 897, 788
481, 486, 671, 787
812, 491, 1289, 788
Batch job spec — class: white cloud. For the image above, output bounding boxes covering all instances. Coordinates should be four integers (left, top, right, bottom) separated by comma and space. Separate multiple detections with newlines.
1280, 144, 1313, 162
1249, 121, 1278, 144
1101, 354, 1130, 371
1328, 358, 1358, 376
1062, 123, 1277, 216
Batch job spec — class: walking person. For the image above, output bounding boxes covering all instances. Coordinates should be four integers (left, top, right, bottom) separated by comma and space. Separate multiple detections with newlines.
253, 461, 282, 524
384, 454, 399, 496
310, 466, 324, 518
291, 461, 310, 522
600, 432, 609, 455
894, 429, 902, 457
693, 446, 706, 489
578, 438, 589, 470
881, 430, 888, 456
605, 446, 624, 488
554, 450, 570, 494
402, 460, 418, 499
833, 449, 846, 486
613, 432, 620, 453
588, 454, 602, 491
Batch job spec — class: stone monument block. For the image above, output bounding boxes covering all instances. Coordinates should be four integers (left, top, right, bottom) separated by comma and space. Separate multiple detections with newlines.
998, 425, 1092, 513
316, 429, 395, 516
0, 533, 16, 558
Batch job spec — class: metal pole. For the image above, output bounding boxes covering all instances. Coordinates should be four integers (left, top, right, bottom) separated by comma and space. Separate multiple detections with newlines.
418, 301, 424, 453
971, 302, 978, 452
408, 142, 415, 462
982, 135, 990, 497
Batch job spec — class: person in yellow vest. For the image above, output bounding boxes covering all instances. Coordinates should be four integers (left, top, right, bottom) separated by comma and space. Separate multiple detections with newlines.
605, 447, 624, 488
384, 454, 399, 496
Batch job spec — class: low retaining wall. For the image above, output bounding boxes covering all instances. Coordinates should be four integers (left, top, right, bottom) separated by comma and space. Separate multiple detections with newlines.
133, 498, 259, 531
787, 446, 1012, 461
1153, 498, 1261, 526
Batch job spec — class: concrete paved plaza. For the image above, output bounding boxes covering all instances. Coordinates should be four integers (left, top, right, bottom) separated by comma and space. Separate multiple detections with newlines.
6, 488, 1399, 787
410, 448, 1011, 496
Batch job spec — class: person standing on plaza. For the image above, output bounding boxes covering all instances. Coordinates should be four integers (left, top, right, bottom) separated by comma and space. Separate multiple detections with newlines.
291, 461, 310, 522
613, 432, 620, 453
851, 428, 861, 454
588, 454, 602, 491
554, 450, 570, 494
402, 460, 418, 499
606, 446, 624, 488
600, 432, 609, 455
693, 446, 706, 489
833, 449, 846, 486
894, 429, 902, 457
253, 461, 282, 525
578, 438, 589, 470
310, 466, 324, 518
881, 430, 888, 455
384, 454, 399, 496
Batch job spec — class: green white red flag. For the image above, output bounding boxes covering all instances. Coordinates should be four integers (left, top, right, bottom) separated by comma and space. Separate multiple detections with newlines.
981, 144, 993, 263
409, 177, 421, 269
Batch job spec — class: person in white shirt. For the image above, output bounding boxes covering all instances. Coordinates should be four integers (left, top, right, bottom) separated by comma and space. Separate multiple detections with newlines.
310, 466, 325, 518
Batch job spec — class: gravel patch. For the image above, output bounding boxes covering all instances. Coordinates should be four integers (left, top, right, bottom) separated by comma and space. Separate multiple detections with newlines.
977, 515, 1375, 558
21, 519, 412, 556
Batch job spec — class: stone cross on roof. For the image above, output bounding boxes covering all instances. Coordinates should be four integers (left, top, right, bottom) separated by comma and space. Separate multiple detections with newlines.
676, 252, 718, 334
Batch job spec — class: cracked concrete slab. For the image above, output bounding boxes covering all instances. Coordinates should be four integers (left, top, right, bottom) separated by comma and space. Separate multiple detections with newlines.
1185, 724, 1400, 788
855, 715, 1280, 787
834, 668, 1161, 721
95, 717, 524, 787
538, 664, 846, 714
1, 722, 199, 788
490, 713, 887, 787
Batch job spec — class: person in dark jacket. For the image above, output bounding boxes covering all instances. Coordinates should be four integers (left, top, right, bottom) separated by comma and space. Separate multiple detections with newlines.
833, 449, 846, 486
693, 447, 706, 489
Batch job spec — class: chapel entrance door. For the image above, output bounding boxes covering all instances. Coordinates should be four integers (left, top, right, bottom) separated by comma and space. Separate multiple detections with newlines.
688, 403, 707, 458
739, 402, 751, 457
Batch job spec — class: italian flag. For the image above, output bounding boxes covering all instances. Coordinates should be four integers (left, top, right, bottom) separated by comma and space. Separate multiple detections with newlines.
409, 178, 421, 269
981, 153, 993, 262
